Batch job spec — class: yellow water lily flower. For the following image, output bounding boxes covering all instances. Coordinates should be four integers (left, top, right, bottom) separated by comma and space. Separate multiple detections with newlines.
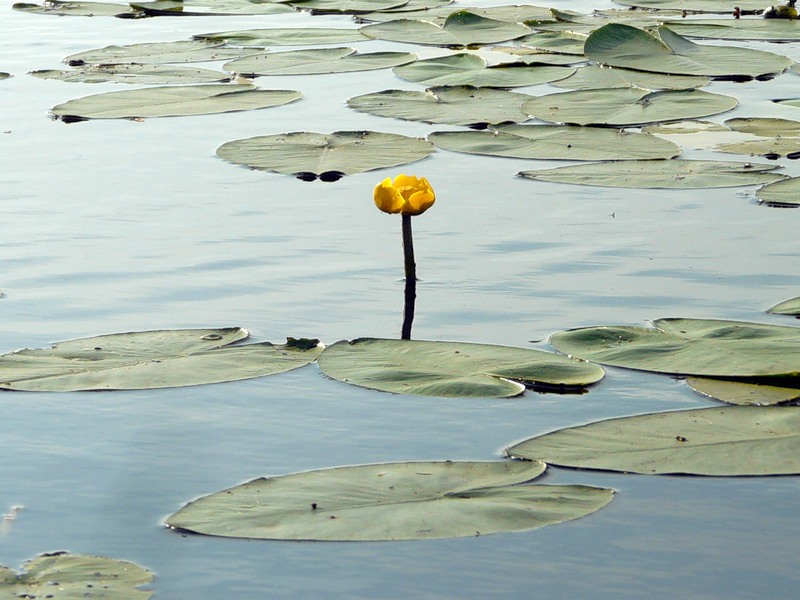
374, 174, 435, 216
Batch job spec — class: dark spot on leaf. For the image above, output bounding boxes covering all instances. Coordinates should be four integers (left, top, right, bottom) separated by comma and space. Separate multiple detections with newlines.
201, 334, 223, 341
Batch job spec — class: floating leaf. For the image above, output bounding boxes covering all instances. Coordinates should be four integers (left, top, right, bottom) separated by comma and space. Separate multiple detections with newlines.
515, 30, 587, 55
725, 117, 800, 138
223, 47, 415, 76
317, 338, 605, 398
522, 87, 738, 126
65, 40, 254, 66
392, 53, 575, 87
768, 296, 800, 315
360, 3, 551, 25
51, 83, 301, 121
686, 377, 800, 405
0, 552, 152, 599
552, 64, 709, 91
30, 64, 231, 85
506, 406, 800, 476
289, 0, 407, 14
614, 0, 770, 13
195, 27, 368, 46
360, 10, 530, 47
757, 176, 800, 206
716, 138, 800, 159
584, 24, 792, 78
549, 318, 800, 379
429, 124, 680, 161
773, 97, 800, 110
131, 0, 294, 16
166, 460, 614, 540
664, 18, 800, 42
348, 86, 531, 127
518, 160, 785, 189
0, 328, 322, 391
12, 0, 138, 17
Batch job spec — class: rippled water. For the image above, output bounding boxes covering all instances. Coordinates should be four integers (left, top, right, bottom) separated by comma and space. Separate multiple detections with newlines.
1, 1, 799, 598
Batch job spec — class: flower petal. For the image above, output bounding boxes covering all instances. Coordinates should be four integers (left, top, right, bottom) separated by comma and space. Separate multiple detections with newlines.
374, 178, 404, 214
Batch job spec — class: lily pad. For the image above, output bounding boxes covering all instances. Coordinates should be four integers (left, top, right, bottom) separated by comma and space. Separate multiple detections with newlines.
348, 86, 531, 127
664, 18, 800, 42
12, 0, 138, 17
773, 97, 800, 110
518, 160, 785, 189
687, 377, 800, 405
725, 117, 800, 138
317, 338, 605, 398
195, 28, 368, 47
522, 87, 738, 127
217, 130, 433, 181
584, 24, 792, 79
165, 460, 615, 540
757, 176, 800, 206
716, 138, 800, 159
549, 318, 800, 379
51, 83, 301, 121
360, 10, 530, 47
429, 124, 680, 161
131, 0, 294, 16
0, 328, 322, 391
614, 0, 770, 13
392, 53, 575, 87
768, 296, 800, 315
506, 406, 800, 476
223, 47, 415, 76
514, 31, 588, 56
0, 552, 152, 599
30, 64, 231, 85
552, 64, 709, 91
65, 40, 254, 66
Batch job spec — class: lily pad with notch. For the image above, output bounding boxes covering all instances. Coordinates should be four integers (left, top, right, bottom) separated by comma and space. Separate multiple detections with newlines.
223, 47, 416, 76
165, 460, 615, 540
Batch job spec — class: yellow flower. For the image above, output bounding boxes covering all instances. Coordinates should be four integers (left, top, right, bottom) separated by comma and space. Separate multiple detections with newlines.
374, 174, 435, 216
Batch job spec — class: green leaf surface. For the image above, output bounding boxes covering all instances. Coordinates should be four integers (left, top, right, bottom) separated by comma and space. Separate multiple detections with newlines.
65, 40, 255, 66
392, 53, 575, 87
773, 97, 800, 110
348, 85, 531, 126
686, 377, 800, 405
514, 30, 588, 55
523, 87, 738, 126
549, 318, 800, 378
360, 10, 530, 47
30, 64, 231, 85
12, 0, 137, 17
716, 138, 800, 159
429, 124, 680, 161
224, 47, 415, 76
506, 406, 800, 476
768, 296, 800, 315
725, 117, 800, 137
194, 27, 368, 46
317, 338, 605, 398
584, 24, 792, 78
757, 176, 800, 206
0, 552, 152, 599
0, 328, 321, 391
552, 64, 709, 91
614, 0, 770, 13
288, 0, 407, 14
664, 18, 800, 42
166, 460, 614, 540
518, 160, 785, 189
131, 0, 294, 15
51, 83, 301, 121
216, 130, 433, 180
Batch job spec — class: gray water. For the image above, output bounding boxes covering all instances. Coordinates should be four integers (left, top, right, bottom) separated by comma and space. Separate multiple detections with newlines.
1, 1, 799, 597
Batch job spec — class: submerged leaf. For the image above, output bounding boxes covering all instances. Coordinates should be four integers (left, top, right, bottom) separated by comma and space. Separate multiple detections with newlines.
317, 338, 605, 398
506, 406, 800, 476
0, 328, 322, 391
223, 47, 416, 76
166, 460, 614, 540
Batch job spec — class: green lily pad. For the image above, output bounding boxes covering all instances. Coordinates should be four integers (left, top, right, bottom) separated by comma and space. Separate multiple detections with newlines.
12, 0, 138, 17
584, 24, 792, 78
289, 0, 407, 14
712, 117, 800, 158
522, 87, 738, 127
549, 318, 800, 379
317, 338, 605, 398
348, 86, 531, 127
51, 83, 301, 121
223, 47, 415, 76
65, 40, 255, 66
429, 124, 680, 161
514, 30, 588, 55
131, 0, 294, 15
194, 27, 368, 46
768, 296, 800, 315
360, 10, 530, 47
614, 0, 769, 13
0, 552, 152, 599
490, 49, 585, 66
0, 328, 321, 391
166, 460, 614, 540
664, 18, 800, 42
716, 138, 800, 159
392, 53, 575, 87
726, 117, 800, 137
518, 160, 785, 189
686, 377, 800, 405
773, 97, 800, 110
506, 406, 800, 476
552, 64, 709, 91
217, 130, 434, 181
30, 64, 231, 85
757, 176, 800, 206
360, 3, 550, 25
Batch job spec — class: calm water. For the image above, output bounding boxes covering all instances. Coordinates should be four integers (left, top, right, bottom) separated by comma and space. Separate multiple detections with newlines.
1, 1, 799, 597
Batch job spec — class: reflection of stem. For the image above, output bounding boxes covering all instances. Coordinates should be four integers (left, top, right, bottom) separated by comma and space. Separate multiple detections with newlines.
401, 215, 416, 340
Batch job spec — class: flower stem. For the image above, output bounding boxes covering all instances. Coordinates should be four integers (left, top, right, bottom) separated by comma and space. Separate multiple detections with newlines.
402, 214, 416, 282
401, 214, 416, 340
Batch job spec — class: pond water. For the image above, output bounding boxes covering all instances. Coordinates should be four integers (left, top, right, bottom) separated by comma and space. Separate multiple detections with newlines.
1, 0, 799, 597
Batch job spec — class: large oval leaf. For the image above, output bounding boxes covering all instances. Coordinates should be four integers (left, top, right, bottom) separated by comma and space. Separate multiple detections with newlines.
65, 40, 254, 66
522, 87, 738, 126
552, 64, 709, 91
429, 124, 680, 161
549, 318, 800, 379
584, 24, 792, 78
12, 0, 137, 17
518, 160, 785, 189
223, 47, 415, 76
132, 0, 294, 15
317, 338, 605, 398
166, 460, 615, 540
348, 86, 531, 126
0, 328, 322, 391
756, 176, 800, 206
194, 27, 368, 46
664, 18, 800, 42
216, 130, 434, 180
506, 406, 800, 476
289, 0, 407, 15
0, 552, 152, 599
30, 64, 231, 85
51, 83, 301, 121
